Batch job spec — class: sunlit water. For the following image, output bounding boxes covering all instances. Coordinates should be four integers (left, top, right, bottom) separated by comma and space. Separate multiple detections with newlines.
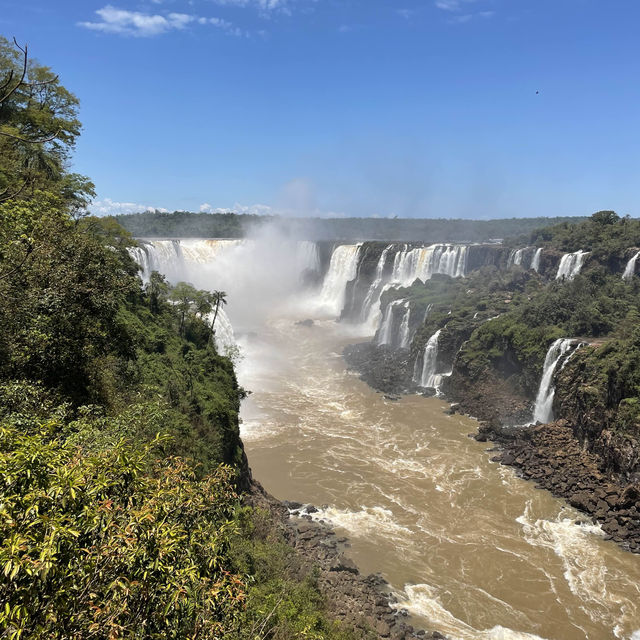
133, 236, 640, 640
238, 317, 640, 640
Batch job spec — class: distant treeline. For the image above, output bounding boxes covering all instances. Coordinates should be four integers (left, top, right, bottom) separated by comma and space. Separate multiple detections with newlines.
114, 210, 589, 242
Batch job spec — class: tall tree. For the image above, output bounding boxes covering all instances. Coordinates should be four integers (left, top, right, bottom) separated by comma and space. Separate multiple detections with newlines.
0, 37, 94, 209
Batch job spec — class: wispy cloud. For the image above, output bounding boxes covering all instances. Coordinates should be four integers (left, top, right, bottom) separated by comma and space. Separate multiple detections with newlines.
435, 0, 495, 24
207, 0, 295, 16
397, 9, 414, 20
90, 198, 169, 215
435, 0, 475, 11
199, 202, 274, 215
78, 5, 245, 37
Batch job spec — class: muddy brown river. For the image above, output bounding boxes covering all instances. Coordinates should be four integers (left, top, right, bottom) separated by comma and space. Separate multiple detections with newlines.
134, 237, 640, 640
238, 318, 640, 640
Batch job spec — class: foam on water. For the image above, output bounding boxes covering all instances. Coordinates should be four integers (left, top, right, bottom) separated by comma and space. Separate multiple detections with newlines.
394, 584, 549, 640
310, 505, 413, 540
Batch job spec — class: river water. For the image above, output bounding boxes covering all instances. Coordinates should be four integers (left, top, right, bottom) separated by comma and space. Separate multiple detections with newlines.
133, 237, 640, 640
238, 317, 640, 640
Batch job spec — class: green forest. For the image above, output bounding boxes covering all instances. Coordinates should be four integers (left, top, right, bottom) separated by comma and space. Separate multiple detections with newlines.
0, 37, 360, 640
115, 210, 587, 243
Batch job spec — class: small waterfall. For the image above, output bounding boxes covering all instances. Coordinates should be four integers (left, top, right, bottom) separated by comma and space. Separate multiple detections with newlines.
507, 248, 527, 268
361, 245, 393, 324
398, 303, 412, 349
532, 339, 578, 423
556, 250, 588, 280
205, 307, 236, 352
622, 250, 640, 281
376, 300, 404, 346
128, 245, 152, 283
415, 329, 443, 389
318, 244, 362, 316
531, 248, 542, 272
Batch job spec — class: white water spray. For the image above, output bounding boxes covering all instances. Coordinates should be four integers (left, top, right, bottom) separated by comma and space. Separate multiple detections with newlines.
623, 251, 640, 281
531, 248, 542, 273
556, 251, 588, 281
532, 339, 578, 424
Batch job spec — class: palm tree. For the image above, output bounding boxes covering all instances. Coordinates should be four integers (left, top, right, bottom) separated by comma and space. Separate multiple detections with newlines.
210, 290, 227, 339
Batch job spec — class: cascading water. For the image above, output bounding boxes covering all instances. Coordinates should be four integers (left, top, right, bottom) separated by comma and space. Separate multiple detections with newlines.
318, 244, 362, 316
361, 244, 467, 333
376, 300, 404, 346
531, 248, 542, 272
127, 245, 152, 283
296, 240, 321, 278
361, 245, 393, 324
507, 248, 527, 268
623, 250, 640, 281
398, 303, 412, 349
532, 339, 578, 423
415, 329, 444, 389
556, 251, 588, 280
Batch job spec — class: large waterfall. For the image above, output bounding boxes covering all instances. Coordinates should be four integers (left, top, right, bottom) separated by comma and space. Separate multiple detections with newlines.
129, 237, 326, 351
623, 250, 640, 281
360, 244, 467, 330
532, 338, 579, 423
556, 250, 588, 280
318, 244, 362, 316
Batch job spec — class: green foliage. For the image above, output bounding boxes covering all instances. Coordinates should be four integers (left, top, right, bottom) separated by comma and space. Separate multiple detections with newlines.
115, 210, 587, 243
0, 37, 94, 209
0, 422, 245, 640
228, 509, 357, 640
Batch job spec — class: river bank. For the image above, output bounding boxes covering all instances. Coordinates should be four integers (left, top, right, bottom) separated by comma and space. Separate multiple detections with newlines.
477, 420, 640, 554
244, 479, 445, 640
344, 340, 640, 556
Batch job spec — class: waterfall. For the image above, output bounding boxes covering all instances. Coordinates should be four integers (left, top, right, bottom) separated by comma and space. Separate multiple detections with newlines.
531, 248, 542, 272
128, 245, 152, 283
205, 307, 236, 352
361, 245, 393, 324
391, 244, 467, 286
295, 241, 321, 276
508, 248, 527, 268
532, 339, 578, 423
622, 250, 640, 281
376, 300, 404, 346
556, 250, 588, 280
398, 303, 412, 349
416, 329, 443, 389
318, 244, 362, 316
362, 244, 466, 330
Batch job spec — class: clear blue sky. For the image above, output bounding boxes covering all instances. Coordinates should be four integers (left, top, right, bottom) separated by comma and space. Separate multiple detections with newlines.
2, 0, 639, 218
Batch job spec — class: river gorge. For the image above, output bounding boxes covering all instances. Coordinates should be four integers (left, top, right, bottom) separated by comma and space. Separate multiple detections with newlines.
133, 236, 640, 640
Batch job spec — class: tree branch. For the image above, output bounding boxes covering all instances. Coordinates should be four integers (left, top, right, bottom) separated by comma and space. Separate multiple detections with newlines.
0, 128, 60, 144
0, 39, 28, 105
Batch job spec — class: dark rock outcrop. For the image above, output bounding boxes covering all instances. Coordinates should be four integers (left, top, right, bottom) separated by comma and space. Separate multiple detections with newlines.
245, 481, 446, 639
480, 421, 640, 554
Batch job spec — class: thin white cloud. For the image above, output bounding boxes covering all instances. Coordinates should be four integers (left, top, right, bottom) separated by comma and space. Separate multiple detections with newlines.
199, 202, 274, 215
435, 0, 477, 12
397, 9, 414, 19
78, 5, 245, 37
89, 198, 169, 216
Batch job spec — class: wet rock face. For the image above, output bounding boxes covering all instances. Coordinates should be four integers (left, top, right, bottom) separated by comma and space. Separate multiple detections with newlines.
483, 421, 640, 554
344, 342, 416, 395
465, 244, 507, 272
246, 481, 446, 640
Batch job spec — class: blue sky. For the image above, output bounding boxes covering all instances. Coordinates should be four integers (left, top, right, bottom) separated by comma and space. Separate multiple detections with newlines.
2, 0, 639, 218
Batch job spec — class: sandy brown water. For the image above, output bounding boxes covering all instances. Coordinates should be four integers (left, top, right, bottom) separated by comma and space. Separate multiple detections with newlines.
238, 318, 640, 640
